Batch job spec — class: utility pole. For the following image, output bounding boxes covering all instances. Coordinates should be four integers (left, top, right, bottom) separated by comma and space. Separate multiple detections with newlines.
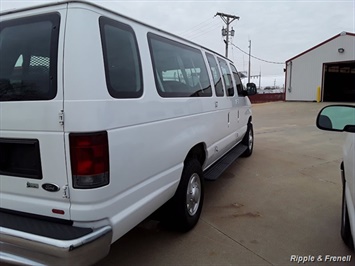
215, 12, 239, 58
248, 40, 251, 83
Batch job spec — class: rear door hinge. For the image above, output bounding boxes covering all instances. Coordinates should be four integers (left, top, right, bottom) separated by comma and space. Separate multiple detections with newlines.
63, 184, 70, 199
59, 110, 64, 126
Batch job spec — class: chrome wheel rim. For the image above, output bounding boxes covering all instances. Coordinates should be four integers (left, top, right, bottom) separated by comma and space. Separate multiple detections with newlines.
186, 173, 201, 216
248, 129, 253, 151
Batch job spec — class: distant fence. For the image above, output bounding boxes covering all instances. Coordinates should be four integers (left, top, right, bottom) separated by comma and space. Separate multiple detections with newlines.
249, 93, 285, 103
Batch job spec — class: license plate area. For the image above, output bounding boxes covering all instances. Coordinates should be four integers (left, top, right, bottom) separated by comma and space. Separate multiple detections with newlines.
0, 138, 42, 179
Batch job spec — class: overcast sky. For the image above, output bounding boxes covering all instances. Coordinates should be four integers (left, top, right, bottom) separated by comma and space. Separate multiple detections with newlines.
1, 0, 354, 86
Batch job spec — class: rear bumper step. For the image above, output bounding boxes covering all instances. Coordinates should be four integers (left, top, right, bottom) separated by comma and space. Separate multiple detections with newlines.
0, 211, 112, 265
204, 143, 247, 181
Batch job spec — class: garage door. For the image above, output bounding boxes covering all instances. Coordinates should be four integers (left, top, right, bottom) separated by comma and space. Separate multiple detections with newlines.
323, 61, 355, 102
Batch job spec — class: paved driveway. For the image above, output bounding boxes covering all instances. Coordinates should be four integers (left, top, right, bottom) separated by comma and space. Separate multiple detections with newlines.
98, 102, 355, 266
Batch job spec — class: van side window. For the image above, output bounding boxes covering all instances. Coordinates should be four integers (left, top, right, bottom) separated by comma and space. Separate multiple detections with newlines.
0, 13, 60, 101
230, 64, 244, 95
100, 17, 142, 98
218, 58, 234, 97
148, 33, 211, 97
206, 53, 224, 97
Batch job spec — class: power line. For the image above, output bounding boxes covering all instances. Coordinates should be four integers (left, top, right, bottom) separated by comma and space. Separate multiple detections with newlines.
179, 18, 216, 36
183, 22, 222, 40
183, 22, 221, 39
179, 18, 223, 41
230, 42, 284, 64
177, 14, 284, 65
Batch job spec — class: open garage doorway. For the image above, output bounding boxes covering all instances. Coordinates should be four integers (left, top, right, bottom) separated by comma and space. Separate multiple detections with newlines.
322, 61, 355, 102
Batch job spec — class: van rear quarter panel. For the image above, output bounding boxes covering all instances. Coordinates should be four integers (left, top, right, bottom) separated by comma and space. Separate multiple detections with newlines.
63, 5, 235, 242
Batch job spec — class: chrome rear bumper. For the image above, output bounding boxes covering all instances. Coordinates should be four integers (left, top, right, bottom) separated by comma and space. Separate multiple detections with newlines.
0, 222, 112, 265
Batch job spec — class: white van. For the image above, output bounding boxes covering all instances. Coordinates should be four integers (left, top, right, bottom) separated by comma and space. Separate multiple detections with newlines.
0, 1, 256, 265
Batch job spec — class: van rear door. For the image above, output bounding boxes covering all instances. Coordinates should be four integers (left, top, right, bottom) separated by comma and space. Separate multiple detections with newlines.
0, 7, 70, 219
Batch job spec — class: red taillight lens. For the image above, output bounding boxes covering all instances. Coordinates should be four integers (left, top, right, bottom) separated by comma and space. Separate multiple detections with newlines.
69, 131, 109, 189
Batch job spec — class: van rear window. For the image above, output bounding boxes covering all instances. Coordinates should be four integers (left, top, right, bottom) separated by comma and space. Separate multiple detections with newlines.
0, 13, 60, 101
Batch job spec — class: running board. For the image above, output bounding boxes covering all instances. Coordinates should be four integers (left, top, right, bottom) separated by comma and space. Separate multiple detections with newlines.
204, 144, 247, 181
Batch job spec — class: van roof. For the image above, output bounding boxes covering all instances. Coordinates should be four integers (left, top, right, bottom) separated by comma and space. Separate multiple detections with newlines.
0, 0, 231, 63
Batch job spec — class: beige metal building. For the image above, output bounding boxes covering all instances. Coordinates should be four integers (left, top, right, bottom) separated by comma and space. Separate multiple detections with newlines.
285, 32, 355, 102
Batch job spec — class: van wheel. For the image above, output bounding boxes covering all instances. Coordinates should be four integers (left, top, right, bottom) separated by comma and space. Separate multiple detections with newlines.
241, 123, 253, 157
341, 181, 354, 250
168, 159, 204, 232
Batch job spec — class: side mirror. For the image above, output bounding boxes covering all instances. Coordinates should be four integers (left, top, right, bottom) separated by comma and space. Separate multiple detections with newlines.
245, 82, 257, 96
316, 105, 355, 133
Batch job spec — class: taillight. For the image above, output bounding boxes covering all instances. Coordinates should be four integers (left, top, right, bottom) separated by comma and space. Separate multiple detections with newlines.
69, 131, 109, 189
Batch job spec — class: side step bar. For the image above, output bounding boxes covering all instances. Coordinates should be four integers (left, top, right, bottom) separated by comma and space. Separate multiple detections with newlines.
204, 143, 247, 181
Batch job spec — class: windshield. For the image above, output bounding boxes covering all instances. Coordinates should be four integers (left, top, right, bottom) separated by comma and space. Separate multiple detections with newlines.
0, 13, 60, 101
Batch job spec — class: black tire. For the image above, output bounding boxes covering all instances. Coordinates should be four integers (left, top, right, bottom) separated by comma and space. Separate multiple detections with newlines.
241, 123, 254, 157
341, 181, 354, 250
165, 159, 204, 232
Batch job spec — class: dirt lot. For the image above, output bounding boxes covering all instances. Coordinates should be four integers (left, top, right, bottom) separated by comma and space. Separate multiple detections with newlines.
98, 102, 355, 266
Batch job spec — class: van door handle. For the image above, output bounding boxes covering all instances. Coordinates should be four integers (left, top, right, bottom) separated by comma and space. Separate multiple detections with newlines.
215, 101, 218, 108
228, 112, 230, 126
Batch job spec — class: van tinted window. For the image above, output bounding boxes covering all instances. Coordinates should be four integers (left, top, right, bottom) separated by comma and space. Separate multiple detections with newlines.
100, 17, 142, 98
148, 33, 211, 97
230, 64, 244, 95
218, 58, 234, 97
0, 13, 60, 101
206, 53, 224, 97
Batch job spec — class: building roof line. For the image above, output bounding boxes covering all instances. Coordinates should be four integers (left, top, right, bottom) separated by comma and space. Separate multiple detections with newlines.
286, 31, 355, 63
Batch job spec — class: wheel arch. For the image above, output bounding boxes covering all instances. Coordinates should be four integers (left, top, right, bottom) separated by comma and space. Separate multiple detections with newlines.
184, 143, 206, 166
